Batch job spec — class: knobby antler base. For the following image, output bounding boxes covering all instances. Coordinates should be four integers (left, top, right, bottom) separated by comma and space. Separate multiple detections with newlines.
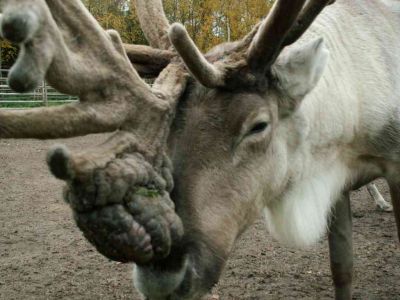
0, 0, 186, 264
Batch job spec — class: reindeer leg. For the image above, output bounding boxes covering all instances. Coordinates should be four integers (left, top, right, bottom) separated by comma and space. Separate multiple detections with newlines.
328, 192, 353, 300
367, 183, 393, 212
387, 181, 400, 242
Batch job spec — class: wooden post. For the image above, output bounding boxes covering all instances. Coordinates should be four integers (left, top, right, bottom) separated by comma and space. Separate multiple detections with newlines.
42, 81, 48, 106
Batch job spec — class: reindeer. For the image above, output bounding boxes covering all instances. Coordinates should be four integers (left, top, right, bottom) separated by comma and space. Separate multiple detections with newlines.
0, 0, 399, 299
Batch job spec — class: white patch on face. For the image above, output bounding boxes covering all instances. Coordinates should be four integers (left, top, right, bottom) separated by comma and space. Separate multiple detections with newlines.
263, 162, 348, 248
132, 257, 189, 299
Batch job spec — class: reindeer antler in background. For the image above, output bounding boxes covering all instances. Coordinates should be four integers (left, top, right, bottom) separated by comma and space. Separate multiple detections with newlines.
0, 0, 187, 264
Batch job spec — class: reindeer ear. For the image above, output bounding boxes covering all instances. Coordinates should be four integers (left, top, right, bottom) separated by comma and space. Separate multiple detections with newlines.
272, 37, 329, 113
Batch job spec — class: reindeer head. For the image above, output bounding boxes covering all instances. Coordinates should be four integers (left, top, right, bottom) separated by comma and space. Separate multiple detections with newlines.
0, 0, 334, 299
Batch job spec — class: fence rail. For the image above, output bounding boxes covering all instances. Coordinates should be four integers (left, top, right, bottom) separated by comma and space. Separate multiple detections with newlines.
0, 69, 78, 109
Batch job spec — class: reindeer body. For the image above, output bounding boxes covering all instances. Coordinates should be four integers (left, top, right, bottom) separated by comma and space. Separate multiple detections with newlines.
264, 0, 400, 246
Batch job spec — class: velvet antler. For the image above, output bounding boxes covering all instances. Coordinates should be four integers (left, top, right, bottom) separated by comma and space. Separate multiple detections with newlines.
0, 0, 187, 264
283, 0, 336, 47
0, 0, 165, 139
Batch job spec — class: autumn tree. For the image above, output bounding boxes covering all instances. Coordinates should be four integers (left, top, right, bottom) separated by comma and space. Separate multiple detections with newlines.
83, 0, 273, 51
160, 0, 273, 51
83, 0, 147, 44
0, 39, 17, 69
1, 0, 273, 67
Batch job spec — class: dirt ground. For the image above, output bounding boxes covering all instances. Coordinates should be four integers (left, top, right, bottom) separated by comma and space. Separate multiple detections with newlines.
0, 135, 399, 300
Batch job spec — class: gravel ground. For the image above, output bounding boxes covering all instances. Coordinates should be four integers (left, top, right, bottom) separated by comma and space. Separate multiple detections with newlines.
0, 135, 399, 299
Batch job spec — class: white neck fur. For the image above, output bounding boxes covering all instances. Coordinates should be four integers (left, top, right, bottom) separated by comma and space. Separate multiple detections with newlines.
264, 161, 348, 248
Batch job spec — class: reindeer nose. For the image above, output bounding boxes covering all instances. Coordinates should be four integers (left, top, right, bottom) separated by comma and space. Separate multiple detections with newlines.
1, 9, 40, 44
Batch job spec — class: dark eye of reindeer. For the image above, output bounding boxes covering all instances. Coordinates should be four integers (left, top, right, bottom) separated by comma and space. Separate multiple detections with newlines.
248, 122, 269, 135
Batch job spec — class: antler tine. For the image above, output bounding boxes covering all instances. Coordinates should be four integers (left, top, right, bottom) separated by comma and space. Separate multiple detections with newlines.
168, 23, 225, 88
0, 102, 126, 139
283, 0, 335, 47
123, 44, 175, 78
133, 1, 193, 105
0, 0, 163, 139
134, 0, 171, 50
135, 0, 227, 89
247, 0, 307, 74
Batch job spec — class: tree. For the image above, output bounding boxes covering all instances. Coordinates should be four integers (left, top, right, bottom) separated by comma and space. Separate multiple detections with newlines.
158, 0, 274, 51
83, 0, 148, 44
83, 0, 273, 51
1, 0, 274, 67
0, 39, 17, 69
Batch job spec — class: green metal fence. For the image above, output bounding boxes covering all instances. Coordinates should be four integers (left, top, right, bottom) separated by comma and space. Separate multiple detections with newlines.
0, 69, 78, 109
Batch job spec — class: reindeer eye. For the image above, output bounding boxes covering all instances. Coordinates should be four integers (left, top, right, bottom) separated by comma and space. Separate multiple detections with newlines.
248, 122, 269, 135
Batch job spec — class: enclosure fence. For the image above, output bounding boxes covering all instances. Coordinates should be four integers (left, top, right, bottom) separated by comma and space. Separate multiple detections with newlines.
0, 69, 78, 109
